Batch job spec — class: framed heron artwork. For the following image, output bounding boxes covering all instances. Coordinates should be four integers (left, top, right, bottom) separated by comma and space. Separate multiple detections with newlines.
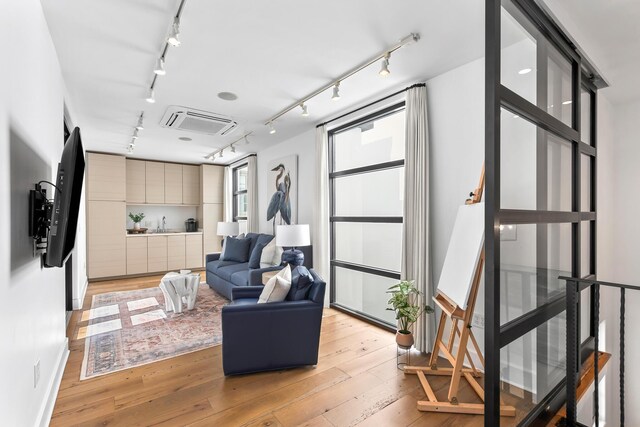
266, 155, 298, 234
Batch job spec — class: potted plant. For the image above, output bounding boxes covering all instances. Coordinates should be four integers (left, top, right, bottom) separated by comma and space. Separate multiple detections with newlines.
128, 212, 145, 230
387, 280, 434, 347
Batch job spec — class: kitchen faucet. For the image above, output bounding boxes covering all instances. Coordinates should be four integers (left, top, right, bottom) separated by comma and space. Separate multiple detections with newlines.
162, 216, 166, 233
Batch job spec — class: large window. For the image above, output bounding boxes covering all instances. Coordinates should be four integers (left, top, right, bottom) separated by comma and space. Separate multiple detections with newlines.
329, 103, 405, 328
232, 164, 248, 222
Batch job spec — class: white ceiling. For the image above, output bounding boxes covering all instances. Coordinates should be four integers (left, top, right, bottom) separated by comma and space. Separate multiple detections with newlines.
542, 0, 640, 105
41, 0, 485, 165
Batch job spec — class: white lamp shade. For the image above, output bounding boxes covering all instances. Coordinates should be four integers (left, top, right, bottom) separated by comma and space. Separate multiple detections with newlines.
217, 221, 239, 236
276, 224, 310, 247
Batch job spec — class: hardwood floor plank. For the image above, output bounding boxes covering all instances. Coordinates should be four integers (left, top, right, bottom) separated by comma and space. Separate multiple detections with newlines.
272, 371, 382, 426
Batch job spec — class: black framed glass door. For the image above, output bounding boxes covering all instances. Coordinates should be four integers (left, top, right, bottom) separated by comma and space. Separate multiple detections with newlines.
485, 0, 601, 424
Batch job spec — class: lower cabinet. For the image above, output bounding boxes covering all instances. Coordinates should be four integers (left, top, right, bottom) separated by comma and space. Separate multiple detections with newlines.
168, 235, 186, 271
124, 233, 203, 276
185, 234, 203, 269
148, 235, 168, 273
126, 237, 148, 275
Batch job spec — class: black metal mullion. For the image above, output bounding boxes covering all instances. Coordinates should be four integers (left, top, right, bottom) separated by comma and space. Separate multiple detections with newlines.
330, 159, 404, 178
330, 217, 403, 223
500, 293, 566, 347
331, 260, 401, 280
485, 0, 501, 423
500, 85, 580, 142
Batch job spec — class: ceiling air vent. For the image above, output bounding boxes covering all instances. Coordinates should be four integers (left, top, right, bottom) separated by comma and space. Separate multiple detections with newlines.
160, 106, 238, 136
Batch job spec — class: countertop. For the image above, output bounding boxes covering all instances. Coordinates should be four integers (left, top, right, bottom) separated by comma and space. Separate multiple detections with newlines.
126, 231, 203, 237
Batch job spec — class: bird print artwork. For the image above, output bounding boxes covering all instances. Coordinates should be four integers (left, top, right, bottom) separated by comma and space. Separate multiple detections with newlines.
267, 163, 292, 234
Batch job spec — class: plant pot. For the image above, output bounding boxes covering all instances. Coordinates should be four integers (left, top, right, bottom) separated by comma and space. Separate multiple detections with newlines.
134, 222, 141, 230
395, 331, 414, 348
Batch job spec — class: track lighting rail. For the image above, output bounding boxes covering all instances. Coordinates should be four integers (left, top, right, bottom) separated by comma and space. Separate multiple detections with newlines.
263, 32, 419, 127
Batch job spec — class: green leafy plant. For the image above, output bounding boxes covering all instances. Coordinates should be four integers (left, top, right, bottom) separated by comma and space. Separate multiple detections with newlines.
386, 280, 434, 334
128, 212, 145, 223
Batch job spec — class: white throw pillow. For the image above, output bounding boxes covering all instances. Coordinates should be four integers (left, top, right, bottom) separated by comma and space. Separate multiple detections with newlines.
258, 265, 292, 303
260, 238, 276, 266
273, 245, 284, 265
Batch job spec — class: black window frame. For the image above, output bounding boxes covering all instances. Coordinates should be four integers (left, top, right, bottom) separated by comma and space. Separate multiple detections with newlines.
232, 163, 248, 222
328, 101, 406, 331
485, 0, 601, 425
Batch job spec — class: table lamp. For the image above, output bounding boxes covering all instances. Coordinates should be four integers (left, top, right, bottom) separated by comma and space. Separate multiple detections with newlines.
217, 221, 239, 246
276, 224, 310, 266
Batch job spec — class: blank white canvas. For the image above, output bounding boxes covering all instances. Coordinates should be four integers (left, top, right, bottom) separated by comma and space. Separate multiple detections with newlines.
436, 203, 484, 310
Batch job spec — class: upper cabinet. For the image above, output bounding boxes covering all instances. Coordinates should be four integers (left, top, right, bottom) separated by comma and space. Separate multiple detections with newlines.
126, 159, 146, 203
145, 161, 165, 203
164, 163, 183, 204
87, 153, 126, 201
182, 165, 201, 205
202, 164, 224, 204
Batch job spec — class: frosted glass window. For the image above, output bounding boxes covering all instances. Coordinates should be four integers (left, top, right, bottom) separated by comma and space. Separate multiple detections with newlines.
334, 223, 402, 272
332, 110, 405, 171
333, 168, 404, 217
334, 267, 397, 325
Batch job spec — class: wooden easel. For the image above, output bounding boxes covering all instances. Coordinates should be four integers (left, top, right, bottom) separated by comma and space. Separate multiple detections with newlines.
404, 166, 516, 417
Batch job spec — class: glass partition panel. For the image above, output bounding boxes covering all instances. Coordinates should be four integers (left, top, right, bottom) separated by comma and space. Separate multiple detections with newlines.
501, 7, 537, 104
500, 312, 567, 406
500, 109, 572, 211
500, 223, 572, 324
581, 88, 592, 145
581, 154, 592, 212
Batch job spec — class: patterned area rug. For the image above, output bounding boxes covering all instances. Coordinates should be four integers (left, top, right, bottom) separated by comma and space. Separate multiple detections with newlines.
80, 283, 228, 380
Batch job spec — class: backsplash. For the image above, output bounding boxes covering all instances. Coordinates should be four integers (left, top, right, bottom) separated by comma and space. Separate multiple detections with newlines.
126, 205, 198, 231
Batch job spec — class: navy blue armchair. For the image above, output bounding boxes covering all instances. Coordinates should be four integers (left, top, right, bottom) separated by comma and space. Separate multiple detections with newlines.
221, 269, 326, 375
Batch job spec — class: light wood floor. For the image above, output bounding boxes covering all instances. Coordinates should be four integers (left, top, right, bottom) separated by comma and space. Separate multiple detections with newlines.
52, 273, 532, 426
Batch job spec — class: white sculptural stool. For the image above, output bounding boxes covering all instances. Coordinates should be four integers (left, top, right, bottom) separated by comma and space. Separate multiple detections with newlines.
159, 272, 200, 314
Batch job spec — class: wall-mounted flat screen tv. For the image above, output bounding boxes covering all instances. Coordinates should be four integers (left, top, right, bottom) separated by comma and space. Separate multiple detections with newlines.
46, 127, 85, 267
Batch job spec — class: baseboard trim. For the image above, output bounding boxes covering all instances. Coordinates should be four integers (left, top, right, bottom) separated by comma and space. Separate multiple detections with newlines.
36, 338, 69, 427
73, 278, 88, 310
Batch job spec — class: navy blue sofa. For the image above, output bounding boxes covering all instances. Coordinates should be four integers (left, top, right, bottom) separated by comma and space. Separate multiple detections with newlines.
206, 233, 281, 300
221, 269, 326, 375
206, 232, 314, 300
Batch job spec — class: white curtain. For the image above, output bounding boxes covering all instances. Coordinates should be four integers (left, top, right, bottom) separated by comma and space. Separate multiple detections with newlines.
313, 125, 331, 306
402, 84, 433, 353
223, 166, 233, 222
246, 156, 259, 233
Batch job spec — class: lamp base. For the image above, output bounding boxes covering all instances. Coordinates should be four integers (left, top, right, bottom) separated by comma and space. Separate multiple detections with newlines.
282, 249, 304, 266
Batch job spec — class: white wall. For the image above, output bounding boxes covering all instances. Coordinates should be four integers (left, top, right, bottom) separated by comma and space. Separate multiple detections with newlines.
257, 128, 316, 234
0, 1, 70, 425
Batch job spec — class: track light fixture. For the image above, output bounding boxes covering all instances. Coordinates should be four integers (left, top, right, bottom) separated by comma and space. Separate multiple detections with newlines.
300, 103, 309, 117
167, 17, 181, 47
204, 132, 253, 161
268, 122, 276, 134
154, 57, 166, 75
263, 32, 419, 127
331, 82, 341, 101
146, 87, 156, 103
379, 53, 390, 76
135, 113, 144, 131
132, 130, 139, 140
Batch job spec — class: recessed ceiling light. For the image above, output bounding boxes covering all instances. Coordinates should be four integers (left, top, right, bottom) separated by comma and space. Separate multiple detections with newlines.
218, 92, 238, 101
518, 68, 532, 75
178, 136, 192, 141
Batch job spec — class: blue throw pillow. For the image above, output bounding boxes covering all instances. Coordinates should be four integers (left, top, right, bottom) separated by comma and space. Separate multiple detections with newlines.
248, 242, 267, 269
286, 266, 314, 301
220, 236, 251, 263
